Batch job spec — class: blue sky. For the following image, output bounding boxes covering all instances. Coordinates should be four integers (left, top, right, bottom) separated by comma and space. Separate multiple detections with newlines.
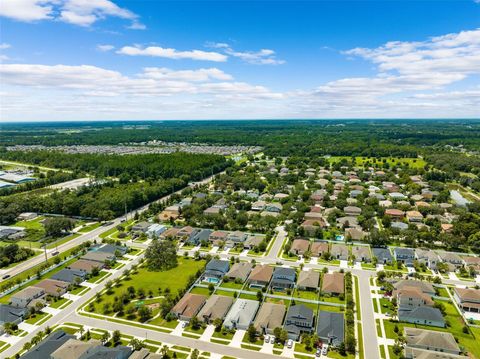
0, 0, 479, 121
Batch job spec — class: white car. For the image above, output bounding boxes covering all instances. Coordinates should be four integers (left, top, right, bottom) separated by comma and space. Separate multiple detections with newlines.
181, 321, 188, 328
264, 335, 270, 343
287, 339, 293, 348
322, 344, 329, 355
270, 336, 275, 344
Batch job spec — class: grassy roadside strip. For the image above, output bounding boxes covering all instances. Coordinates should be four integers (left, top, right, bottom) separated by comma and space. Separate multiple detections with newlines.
354, 275, 361, 320
357, 322, 364, 359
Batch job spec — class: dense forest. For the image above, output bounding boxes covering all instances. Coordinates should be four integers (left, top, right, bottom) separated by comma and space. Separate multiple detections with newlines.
0, 152, 228, 224
0, 151, 228, 180
1, 120, 480, 156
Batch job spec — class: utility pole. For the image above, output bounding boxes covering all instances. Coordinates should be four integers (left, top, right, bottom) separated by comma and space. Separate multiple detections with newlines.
44, 244, 48, 263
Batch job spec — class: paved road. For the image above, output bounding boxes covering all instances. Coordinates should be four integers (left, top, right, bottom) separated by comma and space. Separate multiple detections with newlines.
266, 225, 287, 259
0, 172, 222, 281
356, 272, 380, 359
1, 254, 144, 358
72, 316, 282, 359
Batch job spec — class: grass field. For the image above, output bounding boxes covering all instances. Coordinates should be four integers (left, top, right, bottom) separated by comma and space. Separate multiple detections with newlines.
90, 257, 205, 322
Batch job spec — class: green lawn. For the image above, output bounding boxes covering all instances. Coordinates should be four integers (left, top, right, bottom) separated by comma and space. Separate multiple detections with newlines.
87, 270, 110, 283
69, 285, 90, 295
24, 311, 50, 325
89, 258, 205, 324
190, 286, 211, 296
220, 281, 244, 290
327, 156, 426, 169
294, 289, 319, 301
49, 297, 71, 309
379, 298, 394, 315
78, 222, 101, 233
212, 329, 234, 340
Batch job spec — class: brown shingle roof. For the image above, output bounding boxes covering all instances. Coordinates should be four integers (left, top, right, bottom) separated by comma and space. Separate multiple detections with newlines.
248, 265, 273, 283
322, 272, 344, 294
171, 293, 207, 319
311, 242, 329, 256
68, 259, 101, 273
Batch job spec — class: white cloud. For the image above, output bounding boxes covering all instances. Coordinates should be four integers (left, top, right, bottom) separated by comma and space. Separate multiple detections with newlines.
117, 45, 227, 62
96, 44, 115, 52
0, 43, 11, 50
0, 0, 144, 28
0, 0, 54, 21
207, 42, 285, 65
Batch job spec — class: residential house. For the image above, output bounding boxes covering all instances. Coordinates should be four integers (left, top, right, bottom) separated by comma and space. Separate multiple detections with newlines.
243, 235, 263, 250
297, 270, 320, 291
204, 259, 229, 283
415, 249, 440, 270
146, 224, 167, 238
453, 287, 480, 313
227, 231, 247, 244
345, 227, 366, 241
96, 243, 128, 256
159, 227, 180, 240
17, 212, 38, 221
131, 222, 151, 233
304, 211, 324, 222
190, 229, 212, 245
394, 286, 434, 311
301, 220, 327, 236
10, 286, 45, 308
248, 265, 273, 288
311, 241, 329, 257
394, 248, 415, 267
0, 305, 27, 334
171, 293, 207, 321
322, 272, 345, 295
81, 251, 115, 264
336, 216, 358, 228
351, 246, 371, 262
384, 209, 405, 219
264, 203, 282, 213
344, 206, 362, 216
331, 244, 349, 260
253, 302, 286, 335
176, 226, 199, 242
290, 239, 310, 256
436, 252, 464, 272
398, 306, 445, 327
393, 280, 435, 296
197, 295, 234, 323
158, 206, 180, 222
391, 222, 409, 231
316, 311, 344, 347
284, 304, 314, 340
463, 256, 480, 274
372, 247, 392, 265
68, 259, 102, 274
251, 201, 266, 211
226, 262, 253, 282
406, 211, 424, 223
51, 338, 132, 359
22, 330, 75, 359
404, 328, 462, 355
271, 267, 296, 290
35, 279, 69, 297
209, 230, 228, 245
51, 268, 86, 284
223, 299, 259, 330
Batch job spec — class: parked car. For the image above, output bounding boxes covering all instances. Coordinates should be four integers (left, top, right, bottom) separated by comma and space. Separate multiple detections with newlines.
264, 335, 270, 343
287, 339, 293, 349
270, 336, 275, 344
315, 348, 321, 357
181, 321, 188, 328
322, 344, 329, 355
